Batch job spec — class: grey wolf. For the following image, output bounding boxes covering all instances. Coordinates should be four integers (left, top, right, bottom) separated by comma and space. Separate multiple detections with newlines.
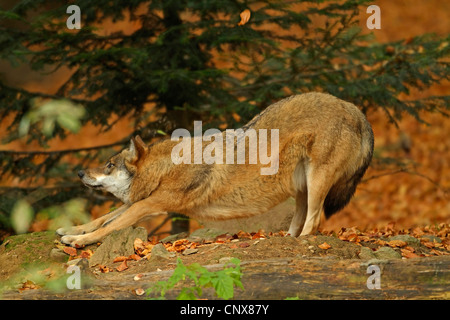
58, 92, 374, 247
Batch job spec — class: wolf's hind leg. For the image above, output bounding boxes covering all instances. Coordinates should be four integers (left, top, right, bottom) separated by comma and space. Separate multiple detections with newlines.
287, 191, 307, 237
56, 204, 129, 236
300, 166, 333, 236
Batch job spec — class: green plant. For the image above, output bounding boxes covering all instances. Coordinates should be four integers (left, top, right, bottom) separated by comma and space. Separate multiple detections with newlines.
147, 257, 243, 300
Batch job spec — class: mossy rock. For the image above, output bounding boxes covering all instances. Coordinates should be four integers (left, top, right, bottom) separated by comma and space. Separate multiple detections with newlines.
0, 231, 57, 283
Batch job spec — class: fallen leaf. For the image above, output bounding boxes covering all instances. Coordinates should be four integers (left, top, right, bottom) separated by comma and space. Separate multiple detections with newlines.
215, 234, 233, 242
401, 248, 419, 259
80, 249, 93, 259
19, 280, 39, 291
231, 112, 241, 122
63, 247, 77, 257
422, 241, 435, 249
385, 46, 395, 54
189, 242, 198, 249
236, 230, 252, 239
237, 9, 251, 26
239, 242, 250, 248
135, 288, 145, 296
129, 254, 142, 261
113, 256, 128, 263
387, 240, 407, 248
318, 242, 331, 250
134, 238, 145, 252
98, 265, 111, 273
252, 231, 266, 239
116, 260, 128, 272
430, 249, 444, 256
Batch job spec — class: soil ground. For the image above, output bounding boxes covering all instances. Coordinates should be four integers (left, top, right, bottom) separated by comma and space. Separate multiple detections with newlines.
1, 226, 449, 300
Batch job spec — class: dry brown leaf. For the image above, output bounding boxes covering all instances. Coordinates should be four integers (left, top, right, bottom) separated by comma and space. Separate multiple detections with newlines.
422, 241, 435, 249
239, 242, 250, 248
129, 254, 142, 261
116, 260, 128, 272
387, 240, 407, 248
135, 288, 145, 296
19, 280, 39, 291
401, 248, 419, 259
318, 242, 331, 250
63, 247, 77, 257
430, 249, 444, 256
237, 9, 251, 26
231, 112, 241, 122
216, 234, 233, 242
80, 249, 93, 259
189, 242, 198, 249
134, 238, 144, 252
98, 265, 111, 273
113, 256, 128, 263
252, 230, 266, 239
236, 231, 252, 239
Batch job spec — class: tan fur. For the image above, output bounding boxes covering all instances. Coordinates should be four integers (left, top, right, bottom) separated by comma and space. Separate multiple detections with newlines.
58, 92, 374, 247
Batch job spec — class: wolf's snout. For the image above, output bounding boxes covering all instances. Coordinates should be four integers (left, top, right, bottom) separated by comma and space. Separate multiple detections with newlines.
78, 170, 85, 178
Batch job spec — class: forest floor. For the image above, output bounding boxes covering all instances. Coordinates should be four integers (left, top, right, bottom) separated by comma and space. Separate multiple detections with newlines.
1, 224, 449, 300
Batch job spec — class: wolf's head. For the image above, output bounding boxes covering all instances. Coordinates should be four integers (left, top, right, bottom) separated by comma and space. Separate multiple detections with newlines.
78, 136, 148, 203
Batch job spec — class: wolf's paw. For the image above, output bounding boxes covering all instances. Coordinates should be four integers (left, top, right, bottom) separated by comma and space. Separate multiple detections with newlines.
56, 226, 85, 236
56, 227, 68, 236
60, 234, 88, 248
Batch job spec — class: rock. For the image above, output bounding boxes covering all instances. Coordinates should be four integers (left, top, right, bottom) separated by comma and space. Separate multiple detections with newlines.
89, 226, 148, 267
373, 247, 402, 260
67, 258, 91, 273
388, 235, 420, 245
187, 228, 229, 242
358, 247, 377, 260
182, 248, 199, 255
49, 248, 69, 262
67, 258, 82, 266
149, 243, 176, 262
218, 257, 234, 264
360, 259, 390, 268
160, 232, 189, 243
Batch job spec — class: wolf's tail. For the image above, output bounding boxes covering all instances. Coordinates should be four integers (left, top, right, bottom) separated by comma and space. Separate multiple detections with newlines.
323, 123, 374, 219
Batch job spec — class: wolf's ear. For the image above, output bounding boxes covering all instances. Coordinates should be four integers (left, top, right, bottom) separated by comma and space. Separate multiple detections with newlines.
129, 135, 147, 161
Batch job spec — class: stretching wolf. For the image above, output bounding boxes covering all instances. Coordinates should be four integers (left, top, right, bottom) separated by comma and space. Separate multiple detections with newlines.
58, 92, 374, 247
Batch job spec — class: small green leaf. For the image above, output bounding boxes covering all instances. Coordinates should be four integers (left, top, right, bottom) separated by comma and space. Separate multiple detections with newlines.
211, 273, 234, 300
57, 113, 81, 133
157, 129, 167, 135
18, 116, 31, 137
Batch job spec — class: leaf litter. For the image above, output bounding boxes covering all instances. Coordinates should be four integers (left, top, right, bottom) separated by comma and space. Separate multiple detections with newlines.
54, 223, 449, 276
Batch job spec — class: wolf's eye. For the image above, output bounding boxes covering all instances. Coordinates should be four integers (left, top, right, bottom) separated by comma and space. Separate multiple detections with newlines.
106, 162, 115, 169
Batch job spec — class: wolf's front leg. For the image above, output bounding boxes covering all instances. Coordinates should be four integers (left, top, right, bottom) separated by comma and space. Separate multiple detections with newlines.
60, 200, 165, 247
56, 204, 129, 236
